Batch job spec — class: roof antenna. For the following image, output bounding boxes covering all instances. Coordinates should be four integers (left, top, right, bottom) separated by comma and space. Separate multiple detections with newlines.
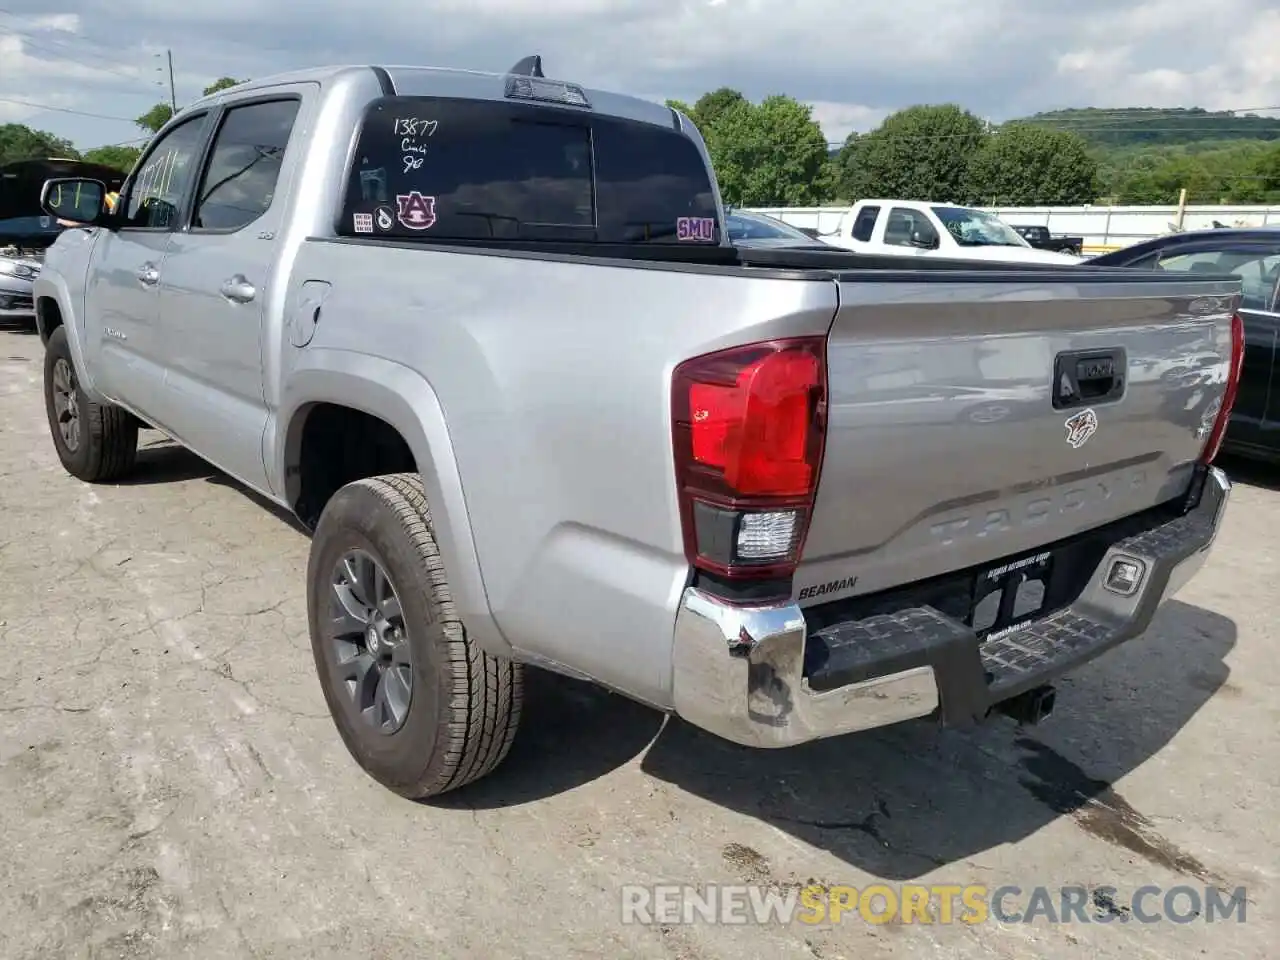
508, 55, 544, 78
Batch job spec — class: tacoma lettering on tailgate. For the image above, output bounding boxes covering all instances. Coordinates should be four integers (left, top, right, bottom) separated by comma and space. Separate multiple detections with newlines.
929, 469, 1149, 546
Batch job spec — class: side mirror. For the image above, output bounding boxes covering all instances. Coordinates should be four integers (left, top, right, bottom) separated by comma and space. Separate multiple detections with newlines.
909, 229, 939, 249
40, 177, 111, 227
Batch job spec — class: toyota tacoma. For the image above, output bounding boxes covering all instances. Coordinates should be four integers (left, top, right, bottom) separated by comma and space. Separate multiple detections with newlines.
33, 59, 1243, 799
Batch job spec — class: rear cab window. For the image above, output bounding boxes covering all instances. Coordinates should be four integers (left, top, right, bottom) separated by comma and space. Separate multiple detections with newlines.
338, 96, 721, 249
850, 205, 879, 242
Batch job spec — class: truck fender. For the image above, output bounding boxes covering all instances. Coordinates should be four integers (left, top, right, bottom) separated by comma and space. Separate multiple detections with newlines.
277, 352, 512, 658
31, 273, 108, 405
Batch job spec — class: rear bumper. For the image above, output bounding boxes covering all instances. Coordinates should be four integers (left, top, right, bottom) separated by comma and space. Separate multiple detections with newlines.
671, 466, 1231, 748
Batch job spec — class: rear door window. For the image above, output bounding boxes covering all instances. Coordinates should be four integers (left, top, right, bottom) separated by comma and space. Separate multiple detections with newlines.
850, 205, 879, 241
340, 96, 719, 245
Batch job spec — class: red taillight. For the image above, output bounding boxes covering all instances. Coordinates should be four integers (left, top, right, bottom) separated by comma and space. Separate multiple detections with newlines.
671, 337, 827, 580
1199, 312, 1245, 465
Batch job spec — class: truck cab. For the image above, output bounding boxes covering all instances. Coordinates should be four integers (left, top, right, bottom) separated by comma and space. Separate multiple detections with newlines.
820, 199, 1082, 264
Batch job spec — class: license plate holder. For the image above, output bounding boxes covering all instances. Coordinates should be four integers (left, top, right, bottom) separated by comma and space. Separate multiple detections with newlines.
972, 550, 1055, 640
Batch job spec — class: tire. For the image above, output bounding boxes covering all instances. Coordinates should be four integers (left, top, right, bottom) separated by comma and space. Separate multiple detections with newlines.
306, 473, 522, 799
43, 325, 138, 482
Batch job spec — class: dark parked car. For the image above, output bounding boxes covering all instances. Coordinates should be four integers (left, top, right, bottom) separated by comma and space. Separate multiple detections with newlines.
1090, 227, 1280, 463
724, 209, 829, 248
1011, 224, 1084, 256
0, 158, 127, 249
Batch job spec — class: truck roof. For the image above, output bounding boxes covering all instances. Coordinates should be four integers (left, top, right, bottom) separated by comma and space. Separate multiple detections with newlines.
852, 199, 967, 208
184, 63, 677, 130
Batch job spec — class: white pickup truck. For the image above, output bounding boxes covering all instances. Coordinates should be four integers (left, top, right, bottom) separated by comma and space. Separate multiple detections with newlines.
818, 199, 1083, 264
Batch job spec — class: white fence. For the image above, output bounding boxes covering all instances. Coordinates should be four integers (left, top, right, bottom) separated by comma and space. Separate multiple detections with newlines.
744, 204, 1280, 253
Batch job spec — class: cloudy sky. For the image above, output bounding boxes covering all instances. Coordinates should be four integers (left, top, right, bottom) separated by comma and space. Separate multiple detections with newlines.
1, 0, 1277, 152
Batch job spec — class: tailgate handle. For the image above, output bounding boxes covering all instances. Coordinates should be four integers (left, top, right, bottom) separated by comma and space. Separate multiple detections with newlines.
1053, 349, 1125, 409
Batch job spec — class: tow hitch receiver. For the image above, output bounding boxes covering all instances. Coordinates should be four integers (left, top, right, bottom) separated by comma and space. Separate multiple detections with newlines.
993, 684, 1057, 725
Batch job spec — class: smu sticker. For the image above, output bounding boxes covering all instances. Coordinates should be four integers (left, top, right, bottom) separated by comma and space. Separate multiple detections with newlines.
395, 191, 437, 230
676, 216, 716, 242
352, 212, 373, 234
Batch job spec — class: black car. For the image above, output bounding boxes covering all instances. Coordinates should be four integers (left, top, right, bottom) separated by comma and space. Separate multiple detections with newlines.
1011, 224, 1084, 256
723, 209, 829, 249
1090, 227, 1280, 463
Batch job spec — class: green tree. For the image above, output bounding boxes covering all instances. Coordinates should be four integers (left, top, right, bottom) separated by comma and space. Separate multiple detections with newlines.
135, 103, 174, 134
837, 104, 988, 202
835, 132, 873, 201
965, 124, 1098, 205
1114, 154, 1226, 204
1222, 143, 1280, 203
705, 95, 833, 205
691, 87, 747, 133
82, 144, 142, 173
1019, 106, 1280, 149
203, 76, 245, 96
0, 123, 79, 165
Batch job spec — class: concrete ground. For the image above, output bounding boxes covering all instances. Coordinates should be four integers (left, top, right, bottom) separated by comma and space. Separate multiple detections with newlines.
0, 322, 1275, 959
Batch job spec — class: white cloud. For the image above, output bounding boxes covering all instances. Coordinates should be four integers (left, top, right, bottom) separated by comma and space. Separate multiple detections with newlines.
1057, 6, 1280, 111
808, 103, 891, 143
23, 13, 80, 32
0, 0, 1277, 148
0, 34, 144, 86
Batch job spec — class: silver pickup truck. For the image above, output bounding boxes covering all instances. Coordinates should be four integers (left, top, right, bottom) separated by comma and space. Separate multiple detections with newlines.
34, 60, 1244, 800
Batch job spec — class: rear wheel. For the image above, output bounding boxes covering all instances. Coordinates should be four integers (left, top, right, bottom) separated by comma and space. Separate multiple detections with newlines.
307, 473, 522, 799
43, 325, 137, 482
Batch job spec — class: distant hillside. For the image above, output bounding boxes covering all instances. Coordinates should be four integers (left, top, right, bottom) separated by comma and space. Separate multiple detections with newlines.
1020, 107, 1280, 148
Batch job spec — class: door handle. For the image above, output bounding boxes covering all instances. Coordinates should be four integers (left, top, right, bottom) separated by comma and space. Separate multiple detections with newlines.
137, 264, 160, 286
220, 275, 256, 304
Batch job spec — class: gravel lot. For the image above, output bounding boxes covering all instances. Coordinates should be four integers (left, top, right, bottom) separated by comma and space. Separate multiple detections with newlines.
1, 321, 1276, 959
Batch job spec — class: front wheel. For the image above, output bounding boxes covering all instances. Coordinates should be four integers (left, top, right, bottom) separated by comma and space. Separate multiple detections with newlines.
42, 326, 137, 482
307, 473, 523, 799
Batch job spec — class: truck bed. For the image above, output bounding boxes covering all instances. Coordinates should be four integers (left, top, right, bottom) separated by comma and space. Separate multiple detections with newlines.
288, 236, 1238, 705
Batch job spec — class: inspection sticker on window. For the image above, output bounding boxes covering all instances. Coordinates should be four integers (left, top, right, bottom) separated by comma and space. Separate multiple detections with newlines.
677, 217, 716, 241
352, 212, 374, 234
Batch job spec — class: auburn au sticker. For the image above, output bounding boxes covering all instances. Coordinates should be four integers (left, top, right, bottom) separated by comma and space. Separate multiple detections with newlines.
395, 191, 436, 230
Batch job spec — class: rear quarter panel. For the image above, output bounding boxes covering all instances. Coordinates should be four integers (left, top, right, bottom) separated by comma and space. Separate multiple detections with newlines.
281, 241, 838, 706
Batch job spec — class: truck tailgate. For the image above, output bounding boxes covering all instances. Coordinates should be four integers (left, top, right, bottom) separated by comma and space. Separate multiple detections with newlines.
796, 271, 1239, 603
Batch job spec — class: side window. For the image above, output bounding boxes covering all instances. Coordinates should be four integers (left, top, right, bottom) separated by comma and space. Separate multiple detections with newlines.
1120, 251, 1162, 269
851, 205, 880, 242
1159, 248, 1280, 311
1230, 253, 1280, 312
123, 116, 208, 229
192, 99, 300, 232
1156, 251, 1222, 272
883, 207, 935, 247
